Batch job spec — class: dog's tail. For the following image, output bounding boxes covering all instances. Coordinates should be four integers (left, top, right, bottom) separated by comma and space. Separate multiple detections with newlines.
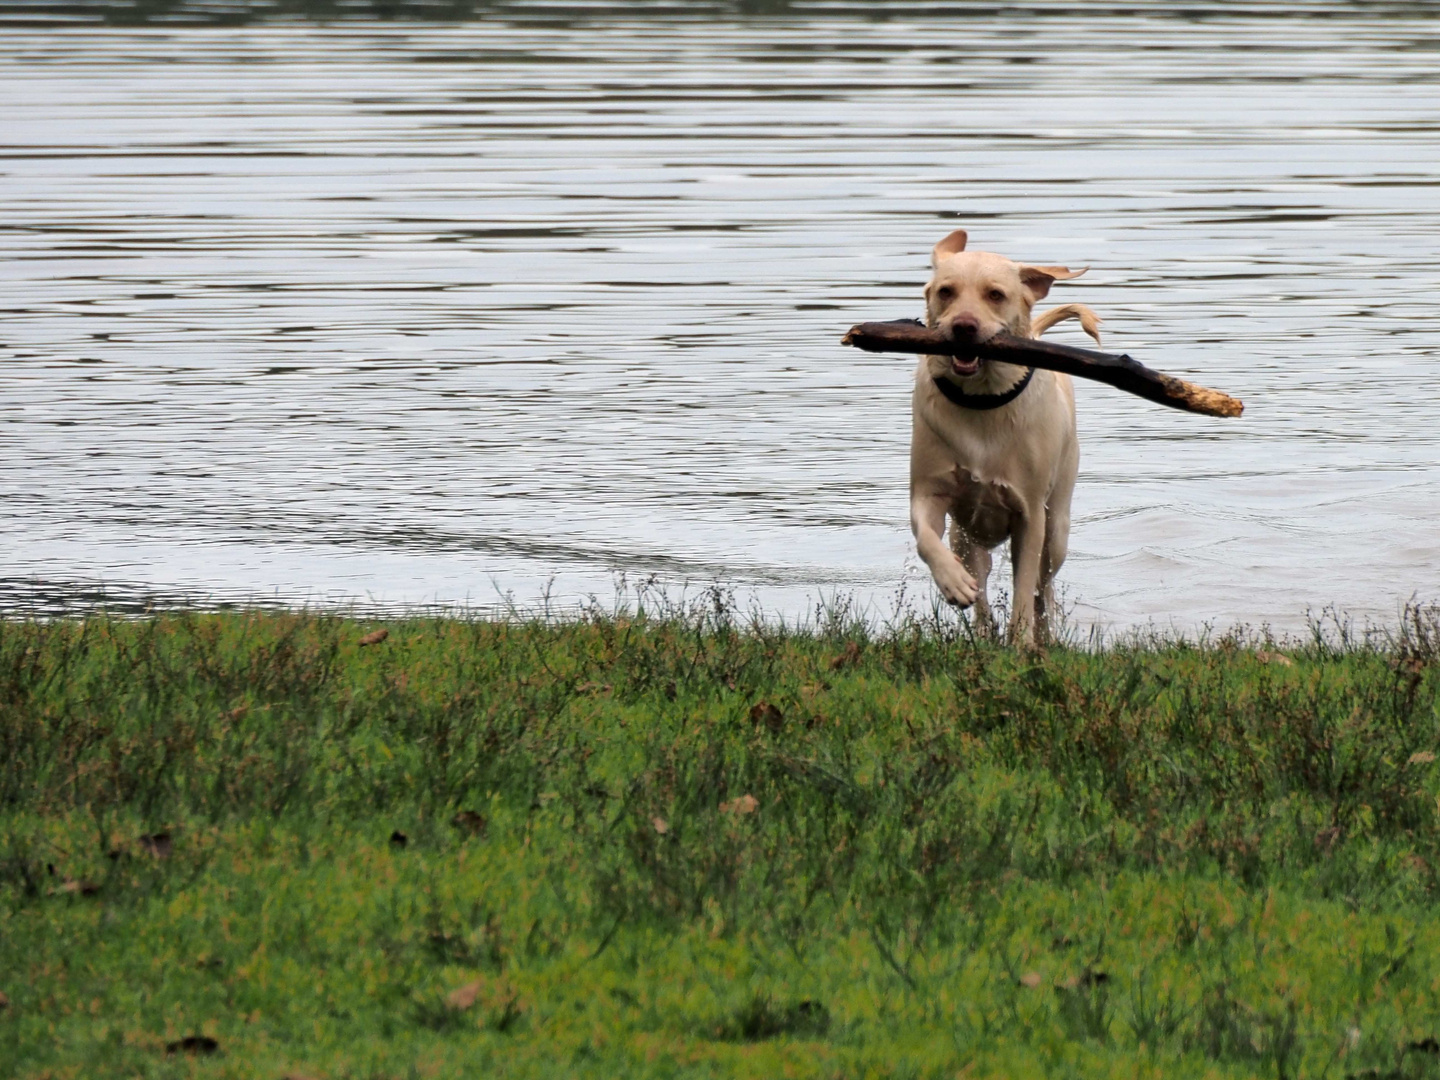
1032, 303, 1102, 347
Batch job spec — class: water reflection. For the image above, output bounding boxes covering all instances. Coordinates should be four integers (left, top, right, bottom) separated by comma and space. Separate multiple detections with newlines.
3, 7, 1439, 630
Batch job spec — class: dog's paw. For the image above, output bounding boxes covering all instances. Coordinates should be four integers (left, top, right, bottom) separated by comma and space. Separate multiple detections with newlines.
934, 558, 978, 609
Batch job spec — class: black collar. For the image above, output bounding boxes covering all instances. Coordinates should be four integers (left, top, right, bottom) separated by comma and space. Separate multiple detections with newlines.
932, 366, 1035, 411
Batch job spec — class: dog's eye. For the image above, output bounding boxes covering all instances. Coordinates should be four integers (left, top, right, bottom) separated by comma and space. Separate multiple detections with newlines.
935, 286, 955, 303
987, 289, 1007, 304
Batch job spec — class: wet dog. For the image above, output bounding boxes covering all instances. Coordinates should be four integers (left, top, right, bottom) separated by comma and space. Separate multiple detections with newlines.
908, 229, 1100, 644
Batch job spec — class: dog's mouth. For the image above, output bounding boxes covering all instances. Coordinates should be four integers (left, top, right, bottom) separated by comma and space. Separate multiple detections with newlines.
949, 356, 982, 378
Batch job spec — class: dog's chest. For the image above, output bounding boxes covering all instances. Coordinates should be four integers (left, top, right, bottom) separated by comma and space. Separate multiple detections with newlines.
947, 465, 1023, 545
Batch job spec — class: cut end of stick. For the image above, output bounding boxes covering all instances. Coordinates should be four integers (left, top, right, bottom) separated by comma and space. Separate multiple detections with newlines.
1158, 374, 1244, 417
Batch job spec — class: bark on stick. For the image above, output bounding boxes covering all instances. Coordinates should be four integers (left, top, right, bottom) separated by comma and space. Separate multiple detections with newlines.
841, 320, 1243, 418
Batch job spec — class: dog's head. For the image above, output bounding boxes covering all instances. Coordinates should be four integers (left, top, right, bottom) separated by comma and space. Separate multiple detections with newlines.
923, 229, 1086, 379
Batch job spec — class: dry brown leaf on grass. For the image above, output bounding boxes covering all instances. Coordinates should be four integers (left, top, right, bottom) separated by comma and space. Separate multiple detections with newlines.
1058, 969, 1110, 990
447, 980, 483, 1010
164, 1035, 218, 1056
60, 878, 100, 897
1410, 751, 1436, 765
749, 702, 784, 731
446, 978, 524, 1030
358, 629, 389, 647
451, 810, 488, 836
0, 990, 9, 1009
106, 830, 174, 862
720, 794, 759, 815
138, 832, 173, 858
1018, 972, 1043, 989
651, 817, 669, 835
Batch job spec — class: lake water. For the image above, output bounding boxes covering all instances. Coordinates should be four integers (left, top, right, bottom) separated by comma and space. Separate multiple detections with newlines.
4, 4, 1439, 634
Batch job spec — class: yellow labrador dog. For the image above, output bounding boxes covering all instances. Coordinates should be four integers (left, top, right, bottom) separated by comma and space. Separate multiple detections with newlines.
909, 229, 1101, 644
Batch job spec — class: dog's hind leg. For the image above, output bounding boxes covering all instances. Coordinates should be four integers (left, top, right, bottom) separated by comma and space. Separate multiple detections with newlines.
1036, 538, 1059, 645
1036, 480, 1074, 644
1006, 503, 1049, 648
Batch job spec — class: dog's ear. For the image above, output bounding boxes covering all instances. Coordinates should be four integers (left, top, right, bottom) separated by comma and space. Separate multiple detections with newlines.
931, 229, 968, 266
1019, 264, 1087, 301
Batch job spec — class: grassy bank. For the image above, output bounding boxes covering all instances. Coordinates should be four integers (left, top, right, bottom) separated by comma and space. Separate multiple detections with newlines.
3, 602, 1440, 1078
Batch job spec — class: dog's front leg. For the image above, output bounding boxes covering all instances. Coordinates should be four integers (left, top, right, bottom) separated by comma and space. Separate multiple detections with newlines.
951, 527, 996, 637
910, 489, 978, 608
1008, 503, 1048, 646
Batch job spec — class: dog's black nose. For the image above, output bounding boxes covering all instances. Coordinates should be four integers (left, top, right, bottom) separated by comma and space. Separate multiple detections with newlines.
947, 315, 981, 342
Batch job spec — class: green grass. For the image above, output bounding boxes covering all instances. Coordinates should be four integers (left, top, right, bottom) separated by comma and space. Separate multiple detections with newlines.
4, 596, 1440, 1078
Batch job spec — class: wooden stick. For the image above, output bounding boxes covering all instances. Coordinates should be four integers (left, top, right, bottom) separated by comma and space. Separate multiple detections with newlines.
841, 320, 1243, 418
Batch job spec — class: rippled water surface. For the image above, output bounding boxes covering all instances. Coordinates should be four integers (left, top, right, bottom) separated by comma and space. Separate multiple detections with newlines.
5, 7, 1440, 630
